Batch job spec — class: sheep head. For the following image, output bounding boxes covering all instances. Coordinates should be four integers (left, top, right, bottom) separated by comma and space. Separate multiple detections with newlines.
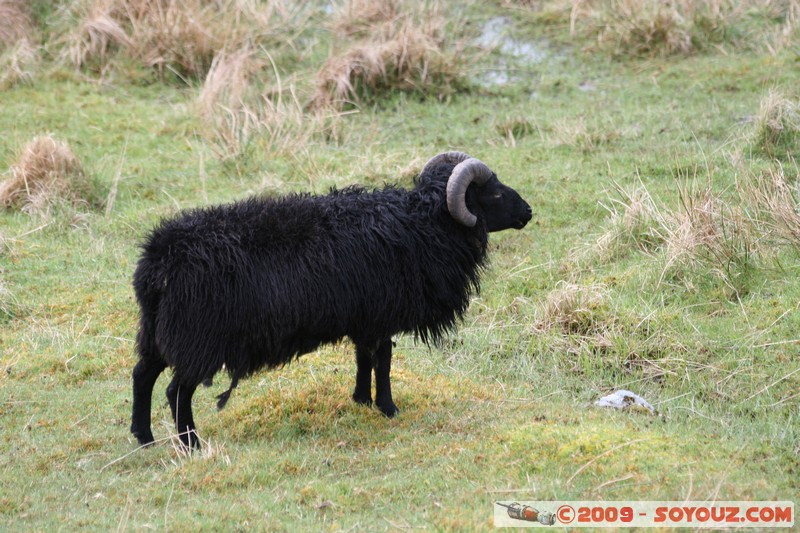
423, 151, 533, 232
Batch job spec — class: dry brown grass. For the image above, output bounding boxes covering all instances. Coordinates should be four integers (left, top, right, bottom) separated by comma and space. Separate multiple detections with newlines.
123, 0, 223, 79
516, 0, 785, 56
643, 183, 755, 291
58, 0, 211, 75
313, 3, 463, 110
495, 117, 535, 146
767, 0, 800, 52
530, 279, 685, 373
198, 47, 262, 121
661, 188, 722, 268
591, 182, 665, 259
63, 6, 132, 70
59, 0, 298, 79
585, 177, 757, 293
0, 37, 39, 88
196, 44, 343, 158
535, 281, 610, 334
751, 89, 800, 160
658, 186, 755, 292
0, 273, 16, 322
331, 0, 399, 38
551, 116, 619, 150
0, 0, 35, 50
740, 166, 800, 251
0, 136, 90, 215
511, 0, 800, 56
574, 0, 697, 57
197, 45, 262, 157
204, 82, 345, 159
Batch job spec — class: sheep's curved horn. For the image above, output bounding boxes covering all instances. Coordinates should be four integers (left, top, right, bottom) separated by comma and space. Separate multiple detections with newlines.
421, 151, 472, 177
446, 158, 493, 227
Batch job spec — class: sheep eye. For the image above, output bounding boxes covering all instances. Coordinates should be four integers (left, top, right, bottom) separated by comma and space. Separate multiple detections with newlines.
493, 193, 503, 199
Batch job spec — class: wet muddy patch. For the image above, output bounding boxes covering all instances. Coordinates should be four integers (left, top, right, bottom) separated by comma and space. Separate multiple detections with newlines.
474, 17, 554, 87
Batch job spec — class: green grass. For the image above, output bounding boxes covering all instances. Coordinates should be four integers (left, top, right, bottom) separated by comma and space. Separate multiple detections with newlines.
2, 1, 800, 531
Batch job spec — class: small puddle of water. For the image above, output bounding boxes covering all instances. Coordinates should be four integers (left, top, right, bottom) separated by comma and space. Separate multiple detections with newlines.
477, 17, 549, 63
475, 17, 551, 87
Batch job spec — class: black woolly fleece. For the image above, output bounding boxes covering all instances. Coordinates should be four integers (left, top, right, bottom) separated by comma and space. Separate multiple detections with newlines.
133, 162, 488, 400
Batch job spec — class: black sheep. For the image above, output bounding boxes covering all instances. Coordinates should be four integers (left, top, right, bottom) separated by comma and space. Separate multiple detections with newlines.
130, 152, 532, 447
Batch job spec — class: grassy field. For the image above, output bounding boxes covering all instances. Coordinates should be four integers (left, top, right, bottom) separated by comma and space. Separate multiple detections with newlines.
1, 0, 799, 530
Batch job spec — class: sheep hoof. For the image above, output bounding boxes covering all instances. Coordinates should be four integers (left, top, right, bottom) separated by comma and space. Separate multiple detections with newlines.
352, 392, 372, 406
132, 427, 155, 447
176, 430, 200, 450
377, 402, 399, 418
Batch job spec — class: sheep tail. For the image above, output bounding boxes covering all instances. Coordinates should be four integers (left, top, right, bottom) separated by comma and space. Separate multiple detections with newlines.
215, 373, 240, 410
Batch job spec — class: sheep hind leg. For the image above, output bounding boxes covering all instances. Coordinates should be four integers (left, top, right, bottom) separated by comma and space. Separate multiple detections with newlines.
130, 357, 167, 446
352, 342, 374, 406
374, 338, 398, 418
166, 377, 200, 449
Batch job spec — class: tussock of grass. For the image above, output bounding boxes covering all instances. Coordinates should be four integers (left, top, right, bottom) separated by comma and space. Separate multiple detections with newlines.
751, 89, 800, 160
197, 45, 346, 159
0, 135, 91, 215
208, 85, 344, 160
740, 166, 800, 251
0, 38, 39, 88
593, 183, 664, 260
573, 0, 697, 57
58, 0, 298, 79
0, 0, 35, 50
535, 281, 610, 335
169, 432, 231, 466
659, 185, 755, 291
0, 274, 17, 323
313, 4, 464, 109
197, 46, 265, 157
516, 0, 800, 57
530, 281, 685, 377
122, 0, 223, 79
331, 0, 399, 38
586, 177, 757, 294
768, 0, 800, 52
551, 116, 618, 151
0, 1, 38, 87
57, 0, 211, 75
62, 8, 132, 70
496, 116, 534, 145
197, 47, 262, 122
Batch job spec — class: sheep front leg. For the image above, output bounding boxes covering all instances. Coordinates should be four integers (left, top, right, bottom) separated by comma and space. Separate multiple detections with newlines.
374, 338, 398, 418
352, 343, 373, 406
166, 377, 200, 449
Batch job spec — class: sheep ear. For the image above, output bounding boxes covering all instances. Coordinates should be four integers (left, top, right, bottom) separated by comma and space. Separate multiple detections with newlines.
446, 158, 492, 227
